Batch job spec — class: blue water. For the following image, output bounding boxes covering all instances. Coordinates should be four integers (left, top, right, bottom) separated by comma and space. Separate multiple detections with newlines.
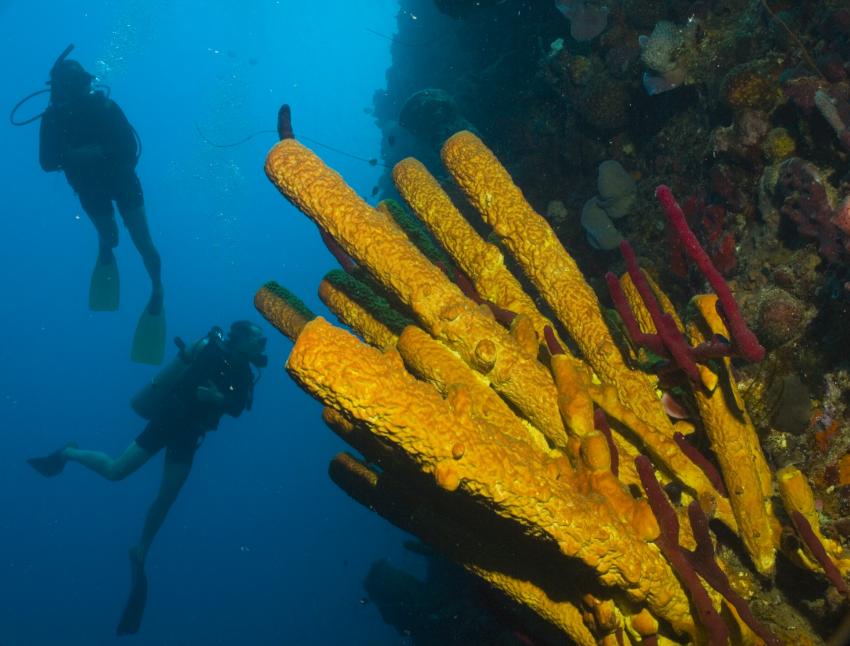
1, 2, 419, 644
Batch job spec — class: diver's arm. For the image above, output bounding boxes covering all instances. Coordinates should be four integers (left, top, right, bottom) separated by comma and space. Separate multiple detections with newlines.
194, 381, 247, 423
183, 345, 221, 401
179, 342, 250, 417
213, 363, 251, 418
196, 382, 225, 406
101, 100, 138, 166
183, 344, 236, 413
38, 110, 64, 171
221, 388, 247, 418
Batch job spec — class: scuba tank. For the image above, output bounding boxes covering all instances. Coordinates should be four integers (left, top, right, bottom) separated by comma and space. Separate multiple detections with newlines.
130, 326, 225, 419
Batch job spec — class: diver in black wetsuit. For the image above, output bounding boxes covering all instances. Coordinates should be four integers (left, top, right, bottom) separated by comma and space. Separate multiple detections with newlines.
38, 55, 166, 362
26, 320, 269, 634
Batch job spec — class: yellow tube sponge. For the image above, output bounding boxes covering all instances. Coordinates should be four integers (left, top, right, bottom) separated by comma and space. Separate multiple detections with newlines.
688, 295, 779, 575
287, 317, 696, 639
439, 131, 725, 512
266, 138, 567, 447
396, 325, 553, 455
328, 451, 599, 646
254, 280, 315, 342
777, 466, 850, 576
318, 277, 397, 349
441, 132, 636, 394
393, 157, 553, 338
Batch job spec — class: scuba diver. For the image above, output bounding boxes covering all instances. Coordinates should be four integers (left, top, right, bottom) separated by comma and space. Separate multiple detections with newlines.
26, 320, 269, 635
13, 45, 165, 364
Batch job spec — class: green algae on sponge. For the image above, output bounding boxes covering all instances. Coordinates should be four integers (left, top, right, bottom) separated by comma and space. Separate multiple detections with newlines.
378, 198, 454, 269
254, 280, 315, 341
324, 269, 413, 334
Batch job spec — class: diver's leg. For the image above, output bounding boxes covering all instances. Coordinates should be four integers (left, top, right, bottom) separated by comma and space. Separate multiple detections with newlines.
63, 441, 152, 481
122, 205, 163, 312
134, 454, 192, 563
118, 177, 163, 313
79, 191, 121, 310
79, 191, 119, 260
121, 205, 161, 286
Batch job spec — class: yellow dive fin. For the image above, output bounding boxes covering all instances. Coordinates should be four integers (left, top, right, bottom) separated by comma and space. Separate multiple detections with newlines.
89, 256, 120, 311
131, 305, 166, 365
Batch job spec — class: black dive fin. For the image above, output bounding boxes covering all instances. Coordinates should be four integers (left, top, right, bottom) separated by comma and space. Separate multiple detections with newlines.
26, 447, 68, 477
116, 549, 148, 635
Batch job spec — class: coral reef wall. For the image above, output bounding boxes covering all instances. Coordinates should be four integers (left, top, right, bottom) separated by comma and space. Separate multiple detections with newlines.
370, 3, 850, 564
262, 1, 850, 642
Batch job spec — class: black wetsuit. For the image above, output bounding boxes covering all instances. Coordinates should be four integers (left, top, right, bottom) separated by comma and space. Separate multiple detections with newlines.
39, 91, 143, 244
135, 341, 255, 463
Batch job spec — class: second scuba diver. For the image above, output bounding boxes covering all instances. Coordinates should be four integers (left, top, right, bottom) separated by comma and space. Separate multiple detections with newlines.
37, 47, 166, 364
27, 320, 269, 635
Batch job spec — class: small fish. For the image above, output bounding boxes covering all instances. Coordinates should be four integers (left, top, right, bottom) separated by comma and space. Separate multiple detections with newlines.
371, 186, 379, 196
387, 135, 396, 146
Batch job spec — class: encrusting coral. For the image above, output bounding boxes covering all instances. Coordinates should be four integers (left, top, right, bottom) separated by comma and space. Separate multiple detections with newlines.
259, 130, 850, 644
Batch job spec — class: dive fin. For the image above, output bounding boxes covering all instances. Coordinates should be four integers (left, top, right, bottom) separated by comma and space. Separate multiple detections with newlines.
131, 305, 166, 365
26, 442, 76, 477
116, 548, 148, 636
89, 256, 120, 311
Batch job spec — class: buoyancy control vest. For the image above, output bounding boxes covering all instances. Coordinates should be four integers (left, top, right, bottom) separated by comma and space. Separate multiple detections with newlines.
130, 327, 225, 420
